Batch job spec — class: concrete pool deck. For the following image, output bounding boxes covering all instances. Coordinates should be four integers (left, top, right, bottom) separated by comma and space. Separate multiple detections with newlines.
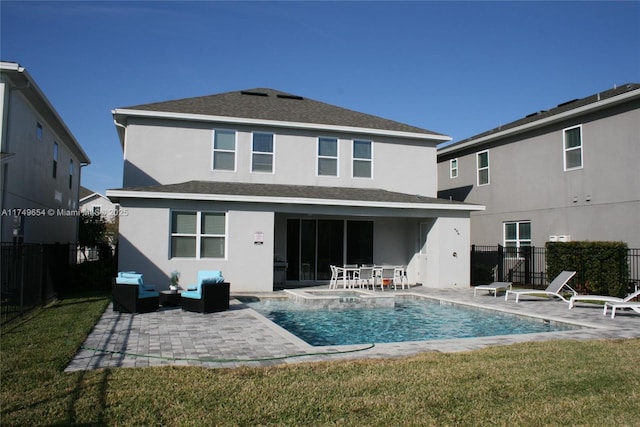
65, 286, 640, 372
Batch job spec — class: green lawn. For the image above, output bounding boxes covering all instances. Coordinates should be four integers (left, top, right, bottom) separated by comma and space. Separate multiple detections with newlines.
2, 292, 639, 426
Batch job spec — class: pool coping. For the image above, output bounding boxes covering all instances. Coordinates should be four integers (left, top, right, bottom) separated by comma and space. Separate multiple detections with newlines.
65, 286, 640, 371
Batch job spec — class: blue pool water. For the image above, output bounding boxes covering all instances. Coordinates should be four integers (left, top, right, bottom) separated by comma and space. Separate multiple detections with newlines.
243, 297, 576, 346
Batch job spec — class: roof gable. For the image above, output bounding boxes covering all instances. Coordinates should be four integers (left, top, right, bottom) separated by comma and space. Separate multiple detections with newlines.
119, 88, 444, 136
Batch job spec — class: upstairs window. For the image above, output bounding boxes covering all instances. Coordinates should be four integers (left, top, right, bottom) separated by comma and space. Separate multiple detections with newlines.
564, 125, 583, 170
477, 150, 489, 186
252, 132, 274, 173
212, 129, 236, 171
450, 158, 458, 178
171, 211, 226, 259
36, 122, 43, 141
68, 159, 74, 189
353, 140, 372, 178
318, 137, 338, 176
53, 142, 58, 178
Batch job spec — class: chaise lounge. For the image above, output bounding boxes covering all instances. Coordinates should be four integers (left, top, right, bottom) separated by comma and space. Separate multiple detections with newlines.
569, 289, 640, 309
603, 301, 640, 318
474, 282, 513, 298
505, 271, 577, 303
181, 270, 230, 313
112, 272, 159, 313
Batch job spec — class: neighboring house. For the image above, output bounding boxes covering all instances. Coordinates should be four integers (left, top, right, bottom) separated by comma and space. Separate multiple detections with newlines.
79, 186, 120, 222
437, 83, 640, 252
0, 62, 91, 244
78, 186, 119, 262
107, 88, 483, 292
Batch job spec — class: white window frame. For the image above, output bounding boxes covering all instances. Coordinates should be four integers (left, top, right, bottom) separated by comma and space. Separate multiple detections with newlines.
91, 205, 102, 216
503, 220, 531, 258
317, 136, 339, 177
251, 132, 275, 173
212, 129, 237, 172
450, 158, 458, 178
352, 139, 373, 178
170, 211, 227, 259
477, 150, 490, 186
563, 124, 583, 171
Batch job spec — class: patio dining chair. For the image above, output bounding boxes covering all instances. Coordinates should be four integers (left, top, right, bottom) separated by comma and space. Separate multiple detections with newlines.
329, 265, 347, 289
394, 266, 408, 290
357, 266, 375, 289
377, 267, 397, 291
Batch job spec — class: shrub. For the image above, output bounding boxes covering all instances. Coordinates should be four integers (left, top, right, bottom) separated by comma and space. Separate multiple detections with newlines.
546, 241, 629, 297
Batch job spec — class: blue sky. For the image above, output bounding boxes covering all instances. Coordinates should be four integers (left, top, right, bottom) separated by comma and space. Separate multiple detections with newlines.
2, 1, 639, 196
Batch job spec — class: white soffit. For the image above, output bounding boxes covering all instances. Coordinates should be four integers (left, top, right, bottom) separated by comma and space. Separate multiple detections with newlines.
112, 109, 451, 143
106, 189, 485, 212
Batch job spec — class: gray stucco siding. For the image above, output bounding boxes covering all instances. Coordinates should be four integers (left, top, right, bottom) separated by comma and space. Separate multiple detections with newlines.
437, 98, 640, 248
1, 84, 83, 243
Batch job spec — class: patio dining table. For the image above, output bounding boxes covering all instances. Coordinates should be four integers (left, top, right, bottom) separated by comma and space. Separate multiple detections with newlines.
336, 265, 360, 288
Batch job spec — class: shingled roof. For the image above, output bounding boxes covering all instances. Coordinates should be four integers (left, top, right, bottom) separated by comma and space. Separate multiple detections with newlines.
443, 83, 640, 150
108, 180, 477, 208
120, 88, 445, 136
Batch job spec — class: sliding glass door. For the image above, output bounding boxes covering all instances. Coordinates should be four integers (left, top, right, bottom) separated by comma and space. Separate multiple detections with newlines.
286, 219, 373, 281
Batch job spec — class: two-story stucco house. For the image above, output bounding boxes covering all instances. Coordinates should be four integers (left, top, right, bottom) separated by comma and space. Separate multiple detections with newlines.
437, 83, 640, 252
1, 61, 91, 244
79, 186, 120, 222
107, 88, 483, 292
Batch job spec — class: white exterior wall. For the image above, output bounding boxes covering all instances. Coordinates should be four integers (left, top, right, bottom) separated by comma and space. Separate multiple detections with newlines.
112, 107, 480, 292
79, 194, 120, 222
422, 216, 472, 288
119, 196, 473, 292
122, 119, 438, 197
0, 79, 83, 243
118, 200, 275, 292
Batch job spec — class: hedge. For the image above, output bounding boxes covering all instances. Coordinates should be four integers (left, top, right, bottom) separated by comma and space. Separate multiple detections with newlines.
546, 241, 629, 297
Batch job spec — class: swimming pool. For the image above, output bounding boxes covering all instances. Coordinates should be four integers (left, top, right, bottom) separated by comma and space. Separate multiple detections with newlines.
242, 296, 577, 346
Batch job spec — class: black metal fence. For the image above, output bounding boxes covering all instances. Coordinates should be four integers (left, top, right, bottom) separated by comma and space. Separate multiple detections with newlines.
471, 245, 640, 292
1, 242, 116, 325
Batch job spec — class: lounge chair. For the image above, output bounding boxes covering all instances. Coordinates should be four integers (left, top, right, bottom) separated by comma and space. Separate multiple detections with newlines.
603, 301, 640, 318
181, 270, 230, 313
569, 289, 640, 309
505, 271, 577, 303
474, 282, 512, 298
112, 272, 159, 313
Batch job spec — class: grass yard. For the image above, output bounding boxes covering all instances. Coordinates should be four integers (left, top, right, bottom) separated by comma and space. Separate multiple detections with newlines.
1, 292, 639, 426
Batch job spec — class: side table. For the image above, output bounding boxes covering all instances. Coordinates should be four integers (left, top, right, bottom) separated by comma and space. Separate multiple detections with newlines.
159, 290, 182, 307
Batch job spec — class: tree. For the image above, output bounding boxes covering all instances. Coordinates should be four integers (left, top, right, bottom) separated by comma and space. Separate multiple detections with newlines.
78, 212, 107, 261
